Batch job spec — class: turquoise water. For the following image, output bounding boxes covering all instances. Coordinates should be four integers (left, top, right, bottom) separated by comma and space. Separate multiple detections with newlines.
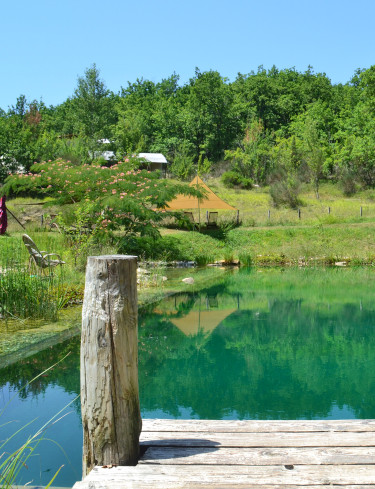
1, 267, 375, 486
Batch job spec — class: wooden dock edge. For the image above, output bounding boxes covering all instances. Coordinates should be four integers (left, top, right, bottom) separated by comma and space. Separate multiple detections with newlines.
73, 418, 375, 489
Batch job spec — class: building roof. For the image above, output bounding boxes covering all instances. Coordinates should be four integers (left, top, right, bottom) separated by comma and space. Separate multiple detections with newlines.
138, 153, 168, 164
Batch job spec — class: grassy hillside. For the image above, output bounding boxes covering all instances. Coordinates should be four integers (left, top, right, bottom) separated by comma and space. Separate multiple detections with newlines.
3, 180, 375, 266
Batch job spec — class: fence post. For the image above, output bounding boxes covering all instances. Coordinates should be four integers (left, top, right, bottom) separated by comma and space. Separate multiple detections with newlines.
268, 209, 271, 220
298, 209, 301, 220
80, 255, 142, 477
236, 209, 240, 225
360, 206, 363, 217
328, 207, 331, 215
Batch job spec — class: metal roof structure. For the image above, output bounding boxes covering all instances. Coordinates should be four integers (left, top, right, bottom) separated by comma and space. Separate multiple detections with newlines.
138, 153, 168, 164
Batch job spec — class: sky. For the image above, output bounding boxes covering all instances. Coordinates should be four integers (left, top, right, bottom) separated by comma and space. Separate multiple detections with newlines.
1, 0, 375, 110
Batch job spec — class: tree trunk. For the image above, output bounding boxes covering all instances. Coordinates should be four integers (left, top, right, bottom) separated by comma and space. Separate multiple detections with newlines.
81, 255, 142, 477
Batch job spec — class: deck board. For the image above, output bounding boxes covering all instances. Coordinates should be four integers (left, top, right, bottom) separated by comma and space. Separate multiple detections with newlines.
140, 431, 375, 447
142, 419, 375, 433
140, 446, 375, 465
72, 419, 375, 489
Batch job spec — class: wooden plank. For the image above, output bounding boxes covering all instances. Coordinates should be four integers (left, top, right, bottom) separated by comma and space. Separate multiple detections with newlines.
140, 430, 375, 447
78, 464, 375, 485
75, 482, 375, 489
142, 418, 375, 433
140, 446, 375, 465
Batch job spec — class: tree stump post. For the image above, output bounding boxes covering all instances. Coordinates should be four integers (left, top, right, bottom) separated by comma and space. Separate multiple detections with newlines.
80, 255, 142, 477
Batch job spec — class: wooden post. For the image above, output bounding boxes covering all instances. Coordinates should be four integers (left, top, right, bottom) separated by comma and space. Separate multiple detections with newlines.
236, 210, 240, 225
80, 255, 142, 477
360, 206, 363, 217
268, 209, 271, 220
328, 207, 331, 215
298, 208, 301, 219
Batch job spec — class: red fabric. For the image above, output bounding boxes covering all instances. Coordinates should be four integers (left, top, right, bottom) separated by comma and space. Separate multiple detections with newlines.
0, 195, 8, 234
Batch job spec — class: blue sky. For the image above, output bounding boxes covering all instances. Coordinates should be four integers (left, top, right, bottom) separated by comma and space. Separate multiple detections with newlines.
1, 0, 375, 110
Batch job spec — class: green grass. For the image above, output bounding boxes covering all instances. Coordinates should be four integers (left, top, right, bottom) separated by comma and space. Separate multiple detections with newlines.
156, 179, 375, 264
204, 179, 375, 228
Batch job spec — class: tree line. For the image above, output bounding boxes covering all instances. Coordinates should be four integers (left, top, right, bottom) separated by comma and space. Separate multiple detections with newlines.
1, 63, 375, 202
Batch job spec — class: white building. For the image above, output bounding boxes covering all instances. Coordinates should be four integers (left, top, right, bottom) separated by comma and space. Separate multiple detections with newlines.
138, 153, 168, 176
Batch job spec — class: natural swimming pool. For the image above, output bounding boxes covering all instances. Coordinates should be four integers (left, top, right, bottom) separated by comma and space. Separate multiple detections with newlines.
1, 267, 375, 487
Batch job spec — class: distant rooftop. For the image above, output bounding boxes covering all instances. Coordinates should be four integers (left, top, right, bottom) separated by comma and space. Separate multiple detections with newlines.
138, 153, 168, 164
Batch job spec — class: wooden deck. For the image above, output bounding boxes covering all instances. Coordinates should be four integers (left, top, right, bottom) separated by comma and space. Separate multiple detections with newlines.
73, 419, 375, 488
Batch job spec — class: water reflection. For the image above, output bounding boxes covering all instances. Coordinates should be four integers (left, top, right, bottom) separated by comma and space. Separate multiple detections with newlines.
139, 268, 375, 420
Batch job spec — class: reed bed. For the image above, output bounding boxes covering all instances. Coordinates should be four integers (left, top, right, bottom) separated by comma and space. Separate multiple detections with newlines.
0, 239, 64, 321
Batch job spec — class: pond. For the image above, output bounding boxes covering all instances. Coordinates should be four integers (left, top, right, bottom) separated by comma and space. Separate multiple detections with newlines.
1, 267, 375, 487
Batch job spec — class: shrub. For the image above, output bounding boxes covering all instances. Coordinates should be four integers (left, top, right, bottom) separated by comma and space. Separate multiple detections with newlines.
254, 253, 287, 266
269, 169, 301, 209
338, 166, 358, 196
221, 171, 253, 189
117, 235, 182, 262
239, 252, 253, 267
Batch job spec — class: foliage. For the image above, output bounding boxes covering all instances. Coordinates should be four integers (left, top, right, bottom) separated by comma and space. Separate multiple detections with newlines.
225, 119, 273, 184
269, 166, 302, 208
169, 142, 195, 180
221, 170, 253, 189
3, 157, 202, 252
3, 63, 375, 198
69, 64, 117, 140
55, 200, 107, 269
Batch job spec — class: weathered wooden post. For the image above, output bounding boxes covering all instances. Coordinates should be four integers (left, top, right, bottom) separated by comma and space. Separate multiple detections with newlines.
80, 255, 142, 477
236, 210, 240, 225
360, 206, 363, 217
298, 208, 301, 219
268, 209, 271, 220
328, 206, 331, 215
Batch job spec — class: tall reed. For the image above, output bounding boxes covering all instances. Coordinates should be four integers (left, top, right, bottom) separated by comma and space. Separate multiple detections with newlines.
0, 238, 63, 321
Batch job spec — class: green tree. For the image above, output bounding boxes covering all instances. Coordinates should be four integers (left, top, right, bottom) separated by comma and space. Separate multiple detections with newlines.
70, 64, 117, 140
182, 69, 239, 162
225, 119, 273, 184
302, 118, 325, 199
3, 158, 203, 248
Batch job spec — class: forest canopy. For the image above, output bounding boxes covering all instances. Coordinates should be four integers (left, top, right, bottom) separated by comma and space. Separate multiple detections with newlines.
1, 63, 375, 197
